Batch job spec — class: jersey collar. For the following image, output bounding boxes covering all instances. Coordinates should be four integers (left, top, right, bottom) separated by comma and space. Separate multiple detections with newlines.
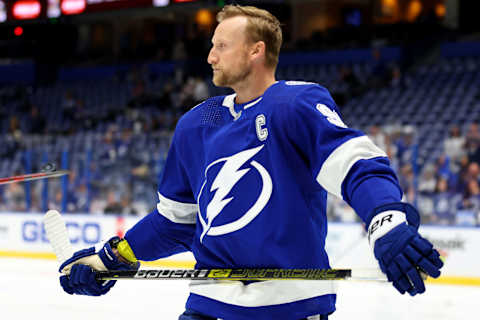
222, 94, 240, 120
221, 81, 279, 121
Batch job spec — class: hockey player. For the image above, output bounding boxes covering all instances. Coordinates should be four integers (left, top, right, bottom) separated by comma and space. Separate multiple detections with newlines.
58, 5, 443, 320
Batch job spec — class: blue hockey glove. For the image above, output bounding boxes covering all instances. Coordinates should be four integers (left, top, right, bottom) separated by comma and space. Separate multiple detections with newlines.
60, 264, 115, 296
59, 236, 140, 296
367, 203, 443, 296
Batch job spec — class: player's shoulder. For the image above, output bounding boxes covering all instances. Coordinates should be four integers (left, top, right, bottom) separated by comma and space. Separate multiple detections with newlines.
175, 95, 226, 130
286, 80, 333, 102
273, 80, 325, 91
272, 81, 348, 130
271, 80, 335, 111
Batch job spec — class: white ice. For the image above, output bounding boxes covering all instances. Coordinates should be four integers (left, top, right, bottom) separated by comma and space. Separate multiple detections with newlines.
0, 258, 478, 320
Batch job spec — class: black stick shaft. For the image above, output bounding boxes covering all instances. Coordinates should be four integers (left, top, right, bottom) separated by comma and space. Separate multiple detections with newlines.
96, 268, 353, 281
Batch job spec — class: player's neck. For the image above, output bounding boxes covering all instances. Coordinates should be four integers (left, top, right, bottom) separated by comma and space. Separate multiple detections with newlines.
233, 72, 276, 104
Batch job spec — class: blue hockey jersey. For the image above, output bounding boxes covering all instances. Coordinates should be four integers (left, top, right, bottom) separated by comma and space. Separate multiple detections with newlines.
125, 81, 402, 320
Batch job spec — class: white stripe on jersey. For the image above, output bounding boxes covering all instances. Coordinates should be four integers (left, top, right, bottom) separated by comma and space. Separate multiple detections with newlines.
189, 280, 337, 307
244, 97, 263, 109
156, 192, 197, 224
316, 135, 387, 199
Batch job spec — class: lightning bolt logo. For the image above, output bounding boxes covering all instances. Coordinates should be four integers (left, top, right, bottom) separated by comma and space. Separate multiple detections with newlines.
198, 145, 272, 242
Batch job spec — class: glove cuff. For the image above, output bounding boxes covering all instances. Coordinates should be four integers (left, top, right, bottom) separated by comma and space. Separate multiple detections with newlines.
98, 237, 140, 271
367, 210, 406, 248
365, 202, 421, 229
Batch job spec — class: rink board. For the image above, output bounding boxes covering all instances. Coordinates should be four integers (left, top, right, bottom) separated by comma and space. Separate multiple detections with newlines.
0, 213, 478, 285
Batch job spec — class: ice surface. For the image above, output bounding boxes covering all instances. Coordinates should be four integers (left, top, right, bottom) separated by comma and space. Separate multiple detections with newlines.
0, 258, 477, 320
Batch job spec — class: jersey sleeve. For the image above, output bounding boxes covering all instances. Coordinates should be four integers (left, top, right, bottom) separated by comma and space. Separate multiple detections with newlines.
125, 128, 197, 260
283, 84, 402, 222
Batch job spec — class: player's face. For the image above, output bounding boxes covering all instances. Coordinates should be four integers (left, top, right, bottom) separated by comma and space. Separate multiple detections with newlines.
208, 16, 253, 88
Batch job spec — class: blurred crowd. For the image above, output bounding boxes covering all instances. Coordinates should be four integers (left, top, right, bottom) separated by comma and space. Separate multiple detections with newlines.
328, 123, 480, 226
0, 57, 479, 227
0, 66, 212, 216
417, 123, 480, 226
2, 69, 210, 137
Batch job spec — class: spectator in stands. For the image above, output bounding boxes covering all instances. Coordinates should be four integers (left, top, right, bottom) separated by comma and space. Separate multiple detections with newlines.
179, 76, 197, 110
8, 115, 21, 137
368, 125, 387, 151
131, 161, 150, 179
120, 196, 138, 216
444, 125, 465, 172
98, 129, 118, 167
116, 128, 133, 161
416, 165, 435, 223
193, 76, 209, 103
399, 163, 416, 203
73, 182, 89, 213
462, 162, 480, 191
432, 177, 456, 225
64, 171, 86, 213
3, 182, 26, 212
434, 154, 451, 180
103, 190, 123, 214
418, 163, 436, 195
381, 126, 399, 173
2, 129, 21, 160
48, 189, 63, 213
172, 38, 187, 61
0, 186, 5, 210
396, 125, 418, 175
46, 178, 83, 214
89, 195, 106, 214
86, 162, 104, 194
456, 179, 480, 226
452, 154, 470, 192
29, 194, 42, 213
466, 123, 480, 164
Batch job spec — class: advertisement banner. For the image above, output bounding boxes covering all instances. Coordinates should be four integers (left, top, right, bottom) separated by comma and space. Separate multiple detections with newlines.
0, 213, 479, 284
325, 223, 480, 282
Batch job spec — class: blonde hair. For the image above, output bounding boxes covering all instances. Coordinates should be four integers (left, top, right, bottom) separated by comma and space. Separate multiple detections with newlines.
217, 5, 282, 70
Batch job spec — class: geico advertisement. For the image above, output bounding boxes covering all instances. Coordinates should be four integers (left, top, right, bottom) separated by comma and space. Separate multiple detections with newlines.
22, 219, 101, 245
1, 214, 479, 277
0, 213, 140, 251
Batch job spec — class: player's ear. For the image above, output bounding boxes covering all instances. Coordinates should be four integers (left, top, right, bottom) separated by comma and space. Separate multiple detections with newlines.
250, 41, 266, 61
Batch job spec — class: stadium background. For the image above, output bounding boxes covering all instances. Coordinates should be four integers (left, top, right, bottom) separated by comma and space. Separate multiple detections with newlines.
0, 0, 479, 297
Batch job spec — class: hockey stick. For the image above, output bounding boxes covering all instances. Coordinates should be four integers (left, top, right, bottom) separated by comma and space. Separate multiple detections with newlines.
94, 268, 387, 281
0, 163, 68, 185
43, 210, 388, 281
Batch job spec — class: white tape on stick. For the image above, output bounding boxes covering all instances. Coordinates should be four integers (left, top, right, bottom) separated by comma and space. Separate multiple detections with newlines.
43, 210, 74, 265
